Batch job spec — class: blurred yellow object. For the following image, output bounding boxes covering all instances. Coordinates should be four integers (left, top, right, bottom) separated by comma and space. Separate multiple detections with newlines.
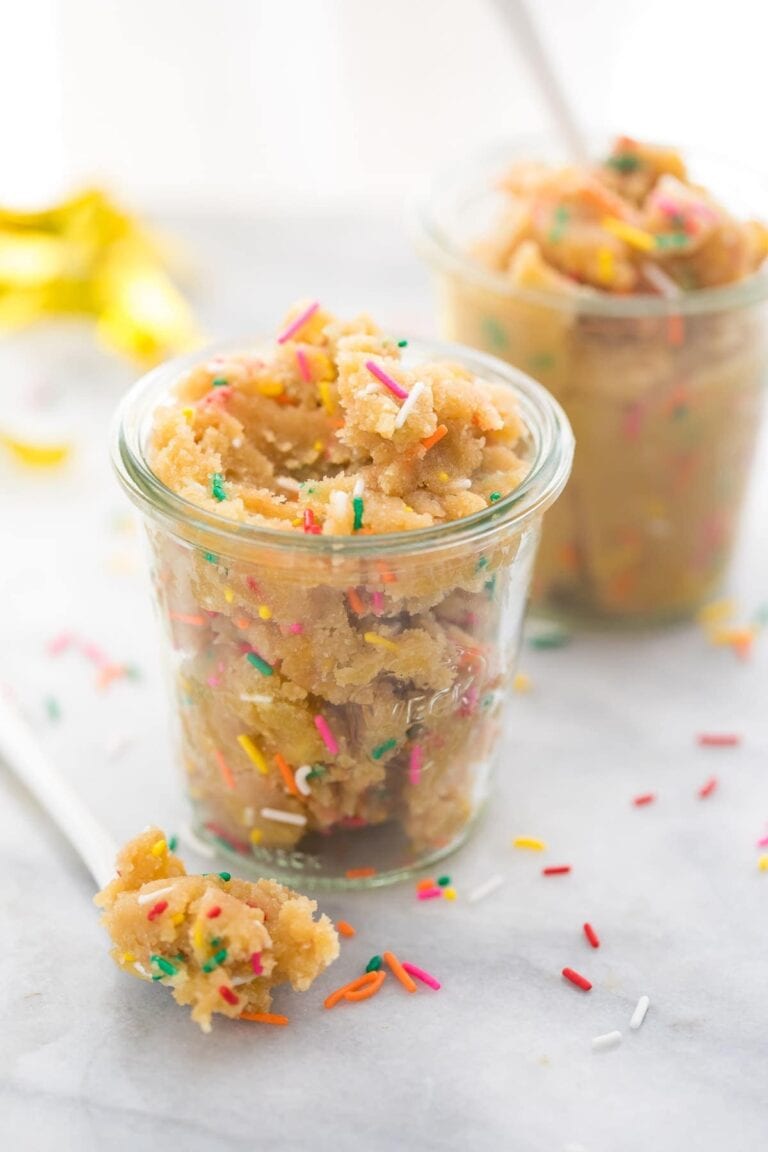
0, 188, 199, 364
0, 433, 71, 468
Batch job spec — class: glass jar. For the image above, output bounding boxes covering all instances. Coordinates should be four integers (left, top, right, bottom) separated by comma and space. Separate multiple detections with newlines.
416, 136, 768, 622
112, 336, 573, 888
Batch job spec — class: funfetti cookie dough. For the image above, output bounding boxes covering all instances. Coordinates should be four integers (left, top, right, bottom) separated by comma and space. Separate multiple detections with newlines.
139, 303, 540, 880
436, 136, 768, 619
95, 828, 339, 1031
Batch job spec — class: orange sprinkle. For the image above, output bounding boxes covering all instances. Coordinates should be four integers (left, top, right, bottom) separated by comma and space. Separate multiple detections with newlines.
376, 561, 397, 584
169, 612, 206, 626
417, 878, 436, 891
347, 587, 366, 615
421, 424, 448, 451
345, 970, 386, 1002
336, 920, 356, 938
324, 972, 378, 1009
234, 617, 251, 630
239, 1012, 289, 1025
383, 950, 417, 993
274, 752, 299, 797
214, 748, 236, 790
345, 867, 377, 880
667, 314, 685, 347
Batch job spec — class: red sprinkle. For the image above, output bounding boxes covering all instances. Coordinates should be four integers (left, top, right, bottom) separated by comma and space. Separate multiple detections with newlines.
699, 777, 718, 798
147, 901, 168, 921
633, 793, 656, 806
697, 733, 741, 747
583, 922, 600, 949
542, 865, 571, 876
303, 508, 321, 535
562, 967, 592, 991
251, 951, 263, 975
206, 906, 222, 919
219, 986, 239, 1006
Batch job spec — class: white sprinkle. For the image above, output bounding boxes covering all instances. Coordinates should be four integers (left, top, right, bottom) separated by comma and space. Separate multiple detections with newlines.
447, 478, 472, 492
276, 476, 301, 492
137, 884, 176, 906
641, 261, 680, 298
260, 807, 307, 827
630, 994, 650, 1030
329, 490, 349, 525
242, 806, 255, 826
393, 379, 425, 430
591, 1030, 622, 1052
179, 824, 216, 859
294, 765, 313, 796
231, 974, 256, 987
240, 693, 273, 705
352, 476, 365, 499
467, 874, 504, 904
133, 962, 150, 978
231, 437, 243, 449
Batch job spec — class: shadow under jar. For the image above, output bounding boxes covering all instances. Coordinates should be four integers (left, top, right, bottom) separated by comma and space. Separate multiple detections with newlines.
417, 136, 768, 623
112, 337, 573, 888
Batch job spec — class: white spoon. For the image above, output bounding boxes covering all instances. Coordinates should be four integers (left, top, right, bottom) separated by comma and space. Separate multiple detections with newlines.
0, 693, 116, 888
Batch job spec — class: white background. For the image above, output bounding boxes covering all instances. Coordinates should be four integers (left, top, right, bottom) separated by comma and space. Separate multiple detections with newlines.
3, 0, 765, 209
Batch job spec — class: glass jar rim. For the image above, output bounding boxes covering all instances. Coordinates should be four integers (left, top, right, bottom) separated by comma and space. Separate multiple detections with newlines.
111, 333, 574, 558
414, 131, 768, 318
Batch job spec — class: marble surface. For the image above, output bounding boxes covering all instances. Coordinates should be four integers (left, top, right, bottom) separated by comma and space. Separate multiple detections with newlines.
2, 211, 768, 1152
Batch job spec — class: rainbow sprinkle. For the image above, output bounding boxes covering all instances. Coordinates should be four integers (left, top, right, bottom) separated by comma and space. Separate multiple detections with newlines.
314, 714, 339, 756
210, 473, 227, 502
246, 652, 273, 676
371, 737, 396, 761
277, 301, 319, 344
365, 359, 409, 400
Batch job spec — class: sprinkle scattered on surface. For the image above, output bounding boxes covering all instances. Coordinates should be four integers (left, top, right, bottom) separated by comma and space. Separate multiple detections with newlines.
336, 921, 356, 938
239, 1012, 289, 1025
698, 777, 718, 798
383, 950, 417, 993
402, 962, 441, 990
562, 967, 592, 991
592, 1030, 622, 1052
513, 836, 547, 851
697, 733, 741, 747
633, 793, 656, 807
467, 874, 504, 904
630, 995, 650, 1030
583, 923, 600, 949
543, 865, 571, 876
513, 672, 531, 692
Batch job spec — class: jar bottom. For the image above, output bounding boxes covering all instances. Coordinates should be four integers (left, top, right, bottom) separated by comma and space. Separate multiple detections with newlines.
189, 801, 485, 891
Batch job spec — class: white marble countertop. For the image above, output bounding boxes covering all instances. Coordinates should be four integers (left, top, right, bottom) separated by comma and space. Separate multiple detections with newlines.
2, 211, 768, 1152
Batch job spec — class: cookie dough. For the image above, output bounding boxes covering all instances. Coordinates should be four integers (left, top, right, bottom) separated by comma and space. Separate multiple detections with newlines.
437, 136, 768, 618
95, 828, 339, 1031
141, 305, 539, 879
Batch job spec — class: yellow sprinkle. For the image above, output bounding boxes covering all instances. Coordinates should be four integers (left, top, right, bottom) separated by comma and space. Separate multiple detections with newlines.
258, 605, 272, 621
313, 439, 324, 453
0, 434, 71, 468
291, 517, 303, 527
318, 379, 335, 415
182, 406, 194, 423
192, 921, 205, 952
237, 734, 268, 774
257, 380, 284, 398
120, 951, 136, 965
759, 855, 768, 872
224, 587, 234, 604
697, 599, 734, 626
171, 912, 185, 926
438, 471, 450, 482
443, 887, 457, 901
601, 216, 656, 252
513, 836, 547, 851
363, 631, 399, 652
250, 828, 263, 845
513, 672, 531, 693
710, 626, 756, 647
596, 246, 614, 284
150, 839, 167, 857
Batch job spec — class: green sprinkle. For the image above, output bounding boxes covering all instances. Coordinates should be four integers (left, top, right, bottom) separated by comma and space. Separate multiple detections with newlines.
352, 495, 364, 532
202, 948, 228, 973
605, 152, 641, 173
548, 204, 569, 244
481, 693, 495, 710
476, 556, 489, 570
218, 872, 231, 881
212, 377, 228, 387
371, 737, 397, 761
211, 472, 227, 502
397, 339, 408, 348
528, 630, 571, 650
484, 575, 496, 598
437, 875, 451, 887
204, 551, 218, 565
655, 232, 689, 250
489, 492, 501, 503
168, 835, 178, 853
306, 764, 327, 780
44, 696, 60, 722
246, 652, 273, 676
481, 316, 508, 352
365, 955, 383, 972
150, 955, 178, 977
122, 664, 142, 681
528, 352, 556, 373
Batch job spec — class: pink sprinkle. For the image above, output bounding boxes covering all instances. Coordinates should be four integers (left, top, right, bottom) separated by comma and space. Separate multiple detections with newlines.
372, 590, 384, 615
402, 962, 441, 990
296, 348, 312, 382
79, 641, 109, 667
314, 714, 339, 756
409, 744, 423, 786
697, 733, 741, 747
418, 887, 442, 900
699, 777, 718, 798
365, 359, 409, 400
47, 632, 72, 655
207, 676, 220, 688
277, 301, 319, 344
288, 622, 303, 635
756, 835, 768, 848
251, 951, 263, 975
